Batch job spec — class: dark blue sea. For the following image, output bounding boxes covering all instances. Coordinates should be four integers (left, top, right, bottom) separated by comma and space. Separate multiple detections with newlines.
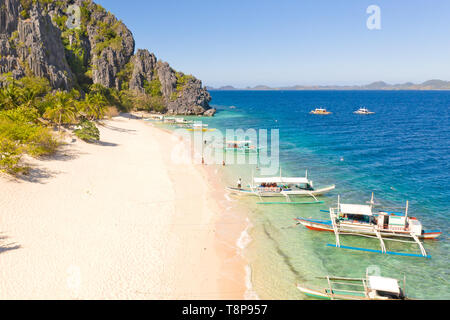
202, 90, 449, 299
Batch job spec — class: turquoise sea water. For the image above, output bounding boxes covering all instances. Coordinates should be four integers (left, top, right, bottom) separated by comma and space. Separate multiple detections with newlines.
161, 90, 449, 299
200, 90, 449, 300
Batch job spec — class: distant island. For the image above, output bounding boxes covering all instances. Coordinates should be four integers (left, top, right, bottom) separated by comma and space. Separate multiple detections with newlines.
206, 80, 450, 91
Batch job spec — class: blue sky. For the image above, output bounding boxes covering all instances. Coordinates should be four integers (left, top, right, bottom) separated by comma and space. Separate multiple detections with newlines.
95, 0, 450, 87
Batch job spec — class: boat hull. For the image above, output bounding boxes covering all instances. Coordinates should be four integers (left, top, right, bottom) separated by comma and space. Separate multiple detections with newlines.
226, 185, 335, 197
223, 148, 259, 154
297, 285, 406, 300
296, 218, 441, 240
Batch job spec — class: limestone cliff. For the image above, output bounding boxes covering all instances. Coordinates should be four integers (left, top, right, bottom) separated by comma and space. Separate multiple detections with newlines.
0, 0, 212, 115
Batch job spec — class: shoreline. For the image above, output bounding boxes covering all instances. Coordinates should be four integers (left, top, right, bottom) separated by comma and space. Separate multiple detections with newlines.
0, 115, 247, 300
150, 120, 249, 299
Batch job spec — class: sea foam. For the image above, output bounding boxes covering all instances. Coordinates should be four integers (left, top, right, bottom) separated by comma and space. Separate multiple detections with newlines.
236, 218, 260, 300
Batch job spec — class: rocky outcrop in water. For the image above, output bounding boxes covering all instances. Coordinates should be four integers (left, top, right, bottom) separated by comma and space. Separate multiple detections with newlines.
129, 49, 212, 115
0, 0, 213, 115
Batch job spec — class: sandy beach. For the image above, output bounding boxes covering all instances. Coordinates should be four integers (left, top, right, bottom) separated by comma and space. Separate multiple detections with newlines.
0, 115, 246, 300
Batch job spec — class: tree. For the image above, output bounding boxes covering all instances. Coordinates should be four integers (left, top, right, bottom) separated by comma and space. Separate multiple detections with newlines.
0, 83, 22, 110
43, 91, 77, 130
82, 92, 107, 120
110, 89, 133, 112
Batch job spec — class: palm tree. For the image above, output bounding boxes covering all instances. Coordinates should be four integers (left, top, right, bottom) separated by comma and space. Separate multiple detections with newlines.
83, 92, 107, 120
110, 89, 133, 112
19, 87, 37, 108
0, 83, 22, 110
43, 91, 77, 130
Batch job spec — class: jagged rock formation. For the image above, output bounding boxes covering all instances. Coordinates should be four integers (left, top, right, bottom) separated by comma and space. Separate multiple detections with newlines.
0, 0, 213, 115
129, 49, 212, 115
18, 4, 76, 89
0, 0, 74, 88
129, 49, 157, 93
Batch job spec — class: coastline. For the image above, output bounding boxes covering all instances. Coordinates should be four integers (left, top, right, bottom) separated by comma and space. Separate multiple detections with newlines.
0, 115, 247, 300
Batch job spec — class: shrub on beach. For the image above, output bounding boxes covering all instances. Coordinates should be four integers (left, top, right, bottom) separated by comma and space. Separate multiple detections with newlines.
105, 106, 120, 118
133, 93, 166, 113
0, 137, 23, 174
25, 127, 60, 157
0, 116, 59, 157
74, 120, 100, 142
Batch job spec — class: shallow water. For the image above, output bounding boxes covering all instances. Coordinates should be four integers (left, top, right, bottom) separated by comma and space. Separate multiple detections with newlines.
200, 90, 449, 300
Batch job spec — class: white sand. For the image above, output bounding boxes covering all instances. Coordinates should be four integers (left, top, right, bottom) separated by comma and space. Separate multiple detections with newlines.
0, 116, 245, 300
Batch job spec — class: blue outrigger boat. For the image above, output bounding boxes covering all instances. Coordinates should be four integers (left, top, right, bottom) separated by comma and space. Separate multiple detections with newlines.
296, 194, 441, 258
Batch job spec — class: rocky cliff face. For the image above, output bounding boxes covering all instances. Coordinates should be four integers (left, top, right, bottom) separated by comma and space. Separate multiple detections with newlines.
0, 0, 75, 88
128, 49, 212, 115
0, 0, 212, 115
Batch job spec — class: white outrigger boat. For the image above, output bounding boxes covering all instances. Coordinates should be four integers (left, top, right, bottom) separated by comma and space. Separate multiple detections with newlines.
144, 115, 193, 126
187, 123, 215, 132
227, 171, 335, 205
297, 272, 409, 300
218, 140, 262, 154
354, 107, 375, 115
144, 114, 164, 122
296, 194, 441, 258
310, 108, 332, 115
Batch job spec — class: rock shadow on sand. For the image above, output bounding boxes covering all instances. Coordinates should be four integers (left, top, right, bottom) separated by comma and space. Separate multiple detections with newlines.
14, 165, 60, 184
42, 146, 82, 162
5, 146, 79, 184
0, 234, 21, 255
98, 122, 137, 135
93, 140, 119, 147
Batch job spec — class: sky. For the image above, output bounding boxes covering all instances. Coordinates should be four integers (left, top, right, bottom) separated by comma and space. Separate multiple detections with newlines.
95, 0, 450, 87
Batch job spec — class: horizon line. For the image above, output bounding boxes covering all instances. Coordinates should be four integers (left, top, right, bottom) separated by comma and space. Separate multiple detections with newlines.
205, 79, 450, 90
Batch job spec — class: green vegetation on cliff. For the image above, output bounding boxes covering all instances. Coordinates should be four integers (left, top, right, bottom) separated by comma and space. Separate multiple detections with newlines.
144, 79, 162, 97
0, 74, 110, 174
0, 75, 59, 173
0, 71, 174, 174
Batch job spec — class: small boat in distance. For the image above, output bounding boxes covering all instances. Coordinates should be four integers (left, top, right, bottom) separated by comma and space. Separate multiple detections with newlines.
222, 140, 261, 154
296, 194, 441, 258
144, 114, 164, 122
297, 272, 409, 300
187, 123, 215, 132
354, 107, 375, 115
310, 108, 332, 115
227, 171, 335, 204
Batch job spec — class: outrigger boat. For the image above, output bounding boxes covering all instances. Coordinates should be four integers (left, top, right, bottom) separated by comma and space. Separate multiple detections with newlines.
296, 194, 442, 258
354, 107, 375, 115
227, 171, 335, 205
310, 108, 332, 115
174, 118, 194, 128
161, 117, 194, 125
144, 114, 164, 122
144, 115, 193, 126
297, 272, 409, 300
219, 140, 261, 154
187, 123, 215, 132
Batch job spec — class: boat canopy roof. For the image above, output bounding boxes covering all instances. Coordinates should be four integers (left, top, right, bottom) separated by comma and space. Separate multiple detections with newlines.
368, 276, 400, 294
339, 204, 373, 216
254, 177, 310, 184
